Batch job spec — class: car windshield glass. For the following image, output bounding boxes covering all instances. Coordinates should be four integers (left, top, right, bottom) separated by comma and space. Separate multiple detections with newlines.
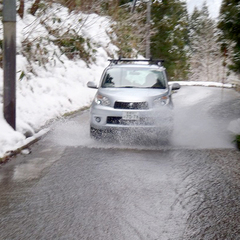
101, 67, 167, 89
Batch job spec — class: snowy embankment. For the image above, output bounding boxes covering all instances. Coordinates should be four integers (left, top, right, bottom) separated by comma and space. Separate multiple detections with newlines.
170, 81, 233, 88
0, 3, 118, 159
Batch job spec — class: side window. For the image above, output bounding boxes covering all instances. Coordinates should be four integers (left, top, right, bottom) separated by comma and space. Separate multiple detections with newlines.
102, 69, 121, 87
156, 71, 166, 88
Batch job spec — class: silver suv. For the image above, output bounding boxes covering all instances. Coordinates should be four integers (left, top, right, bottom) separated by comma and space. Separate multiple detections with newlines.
87, 58, 180, 140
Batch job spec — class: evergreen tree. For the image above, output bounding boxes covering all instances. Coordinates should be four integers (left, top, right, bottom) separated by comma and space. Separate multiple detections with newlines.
151, 0, 189, 80
189, 2, 224, 82
218, 0, 240, 73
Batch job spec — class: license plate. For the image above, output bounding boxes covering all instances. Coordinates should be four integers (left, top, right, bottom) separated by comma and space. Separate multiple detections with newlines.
122, 112, 139, 120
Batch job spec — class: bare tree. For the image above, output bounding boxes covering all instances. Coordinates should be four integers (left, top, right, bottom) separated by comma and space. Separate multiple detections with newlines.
30, 0, 41, 16
17, 0, 24, 18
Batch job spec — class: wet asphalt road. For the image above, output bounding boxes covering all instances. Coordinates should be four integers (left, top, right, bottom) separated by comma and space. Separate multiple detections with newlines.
1, 86, 240, 239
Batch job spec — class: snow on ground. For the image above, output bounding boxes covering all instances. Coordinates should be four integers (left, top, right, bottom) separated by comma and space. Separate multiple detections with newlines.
171, 81, 232, 88
0, 2, 118, 159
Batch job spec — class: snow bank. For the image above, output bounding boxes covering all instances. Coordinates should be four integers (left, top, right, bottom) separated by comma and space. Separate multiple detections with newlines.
0, 2, 118, 159
170, 81, 233, 88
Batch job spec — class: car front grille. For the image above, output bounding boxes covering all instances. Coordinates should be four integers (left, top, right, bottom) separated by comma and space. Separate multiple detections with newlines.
114, 101, 148, 110
107, 116, 153, 125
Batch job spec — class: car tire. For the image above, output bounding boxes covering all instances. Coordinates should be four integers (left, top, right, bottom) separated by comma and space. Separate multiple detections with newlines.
90, 127, 103, 140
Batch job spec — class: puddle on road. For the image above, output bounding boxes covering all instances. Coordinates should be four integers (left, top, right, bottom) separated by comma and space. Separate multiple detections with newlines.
44, 117, 171, 151
44, 108, 234, 151
0, 147, 65, 183
45, 87, 238, 150
172, 108, 233, 149
171, 87, 236, 149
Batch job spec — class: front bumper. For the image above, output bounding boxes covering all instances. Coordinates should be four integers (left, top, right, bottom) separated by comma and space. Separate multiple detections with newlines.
90, 104, 173, 132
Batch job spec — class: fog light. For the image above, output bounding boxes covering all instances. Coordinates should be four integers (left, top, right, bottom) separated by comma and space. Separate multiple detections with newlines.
95, 117, 101, 123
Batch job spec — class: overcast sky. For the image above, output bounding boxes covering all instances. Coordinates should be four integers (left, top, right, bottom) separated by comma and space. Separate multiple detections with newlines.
186, 0, 223, 18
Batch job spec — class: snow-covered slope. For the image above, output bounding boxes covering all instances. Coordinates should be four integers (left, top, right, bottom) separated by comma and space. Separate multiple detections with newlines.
0, 2, 118, 158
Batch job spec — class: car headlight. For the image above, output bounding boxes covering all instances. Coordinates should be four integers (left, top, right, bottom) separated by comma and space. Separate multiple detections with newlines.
153, 96, 169, 106
94, 94, 110, 106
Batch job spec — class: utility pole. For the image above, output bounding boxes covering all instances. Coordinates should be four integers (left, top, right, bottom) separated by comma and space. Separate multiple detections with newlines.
146, 0, 151, 58
132, 0, 152, 58
3, 0, 16, 130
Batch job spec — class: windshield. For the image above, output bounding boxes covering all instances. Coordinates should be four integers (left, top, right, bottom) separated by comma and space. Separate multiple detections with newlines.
101, 67, 167, 89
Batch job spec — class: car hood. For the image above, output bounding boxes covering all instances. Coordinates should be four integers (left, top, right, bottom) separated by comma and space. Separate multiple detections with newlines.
97, 88, 168, 102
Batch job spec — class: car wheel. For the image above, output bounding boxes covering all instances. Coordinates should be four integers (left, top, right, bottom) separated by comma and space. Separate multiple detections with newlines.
90, 127, 103, 140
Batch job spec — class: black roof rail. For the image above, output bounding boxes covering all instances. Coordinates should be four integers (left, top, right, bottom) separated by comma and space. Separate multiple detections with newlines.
108, 57, 164, 66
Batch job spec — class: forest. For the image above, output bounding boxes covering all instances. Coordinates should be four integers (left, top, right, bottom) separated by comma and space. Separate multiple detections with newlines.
0, 0, 240, 82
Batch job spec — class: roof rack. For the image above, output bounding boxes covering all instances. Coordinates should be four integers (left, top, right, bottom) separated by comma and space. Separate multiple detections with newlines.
108, 57, 164, 66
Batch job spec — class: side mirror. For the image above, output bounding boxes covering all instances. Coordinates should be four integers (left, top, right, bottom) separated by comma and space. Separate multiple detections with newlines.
87, 81, 98, 89
171, 83, 181, 91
